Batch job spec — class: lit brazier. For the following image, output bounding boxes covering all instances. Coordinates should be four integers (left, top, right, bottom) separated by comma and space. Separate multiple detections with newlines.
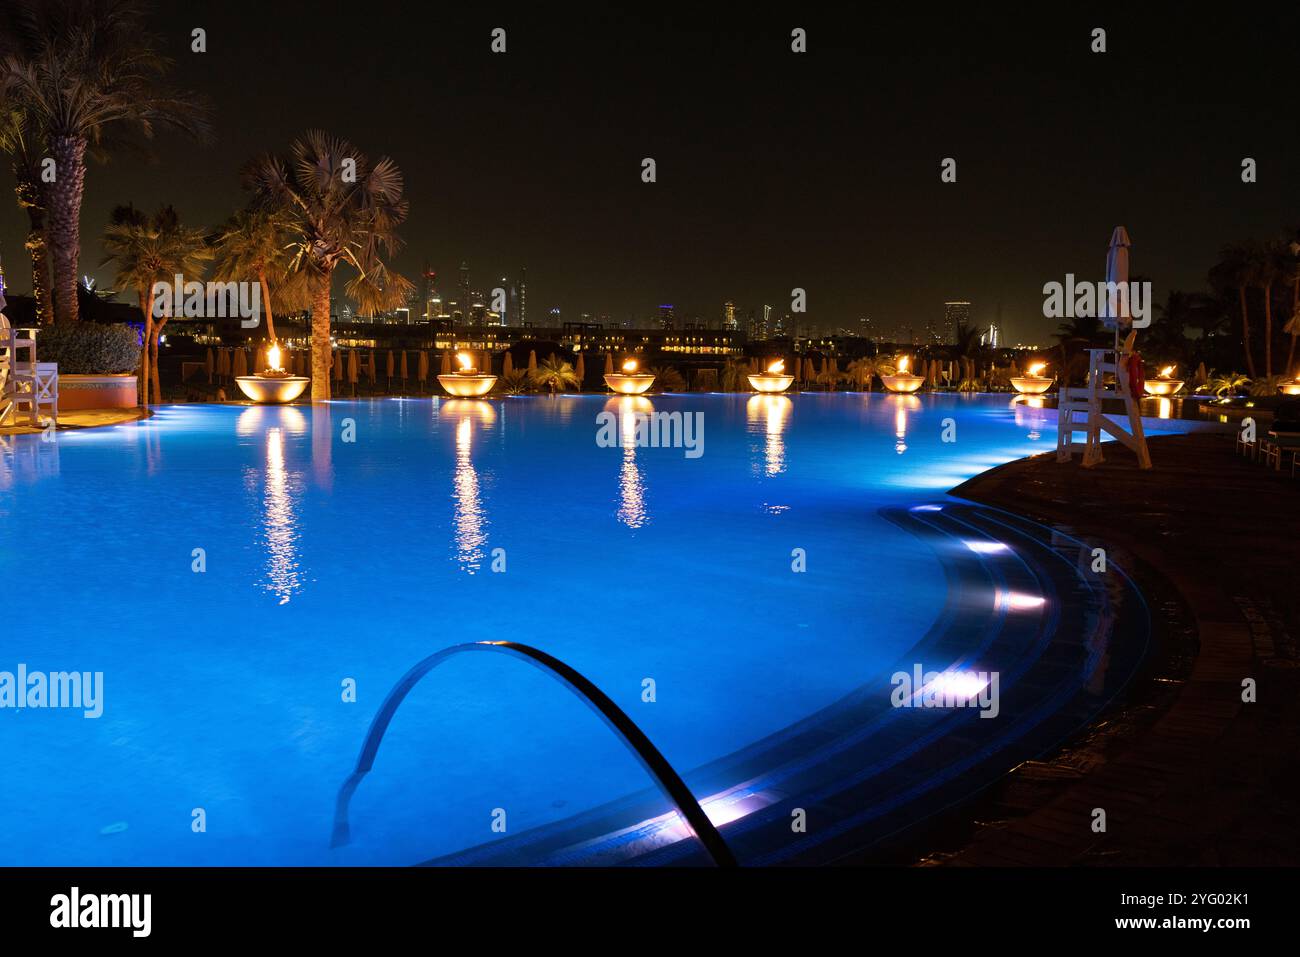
235, 344, 310, 403
1011, 361, 1053, 395
1278, 374, 1300, 396
438, 352, 497, 397
747, 359, 795, 393
603, 357, 656, 395
880, 355, 924, 394
1143, 365, 1184, 396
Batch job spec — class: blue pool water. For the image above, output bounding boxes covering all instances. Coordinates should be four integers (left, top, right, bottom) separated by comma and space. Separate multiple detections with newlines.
0, 393, 1156, 865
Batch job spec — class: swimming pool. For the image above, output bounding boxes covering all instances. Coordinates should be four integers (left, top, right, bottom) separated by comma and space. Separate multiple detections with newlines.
0, 393, 1164, 865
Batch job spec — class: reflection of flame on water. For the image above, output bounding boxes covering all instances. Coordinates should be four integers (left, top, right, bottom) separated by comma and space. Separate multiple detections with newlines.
1156, 396, 1173, 419
1011, 394, 1046, 439
440, 399, 497, 426
262, 425, 302, 604
747, 394, 791, 476
891, 394, 919, 454
612, 396, 649, 528
452, 413, 489, 570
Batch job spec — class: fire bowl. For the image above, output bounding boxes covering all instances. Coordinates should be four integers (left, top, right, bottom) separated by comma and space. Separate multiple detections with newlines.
603, 373, 656, 395
437, 374, 497, 397
235, 375, 310, 404
1010, 376, 1053, 395
747, 373, 795, 394
1143, 379, 1184, 396
881, 374, 925, 394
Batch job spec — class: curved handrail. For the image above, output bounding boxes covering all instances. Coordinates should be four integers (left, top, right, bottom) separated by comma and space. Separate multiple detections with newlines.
330, 640, 737, 867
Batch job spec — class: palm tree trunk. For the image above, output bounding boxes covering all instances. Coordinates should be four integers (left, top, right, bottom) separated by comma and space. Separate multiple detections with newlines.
24, 224, 52, 324
311, 277, 332, 401
1238, 285, 1256, 377
1288, 277, 1299, 375
1263, 282, 1273, 379
258, 271, 276, 343
137, 289, 151, 410
46, 135, 88, 324
151, 318, 168, 404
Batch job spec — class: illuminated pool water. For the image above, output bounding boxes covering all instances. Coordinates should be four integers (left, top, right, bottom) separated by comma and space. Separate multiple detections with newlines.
0, 393, 1165, 865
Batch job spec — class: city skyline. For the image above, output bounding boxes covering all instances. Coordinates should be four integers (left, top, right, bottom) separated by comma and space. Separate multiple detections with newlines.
2, 8, 1297, 344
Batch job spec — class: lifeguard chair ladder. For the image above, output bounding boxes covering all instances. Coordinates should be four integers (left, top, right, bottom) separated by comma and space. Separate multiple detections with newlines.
1056, 347, 1151, 469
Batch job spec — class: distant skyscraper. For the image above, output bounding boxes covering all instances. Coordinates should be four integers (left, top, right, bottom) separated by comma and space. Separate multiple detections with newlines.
723, 300, 737, 331
659, 304, 676, 329
518, 267, 527, 325
943, 300, 971, 341
458, 262, 470, 325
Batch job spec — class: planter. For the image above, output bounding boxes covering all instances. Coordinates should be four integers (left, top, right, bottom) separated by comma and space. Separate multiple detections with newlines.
56, 374, 139, 411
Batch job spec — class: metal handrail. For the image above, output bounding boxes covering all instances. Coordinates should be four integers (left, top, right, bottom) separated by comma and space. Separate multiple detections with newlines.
330, 640, 737, 867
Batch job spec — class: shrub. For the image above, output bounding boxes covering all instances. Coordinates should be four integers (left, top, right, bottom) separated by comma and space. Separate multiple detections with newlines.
30, 322, 141, 374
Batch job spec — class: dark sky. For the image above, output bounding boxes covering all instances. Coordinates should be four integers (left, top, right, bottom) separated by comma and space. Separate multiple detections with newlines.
2, 5, 1299, 343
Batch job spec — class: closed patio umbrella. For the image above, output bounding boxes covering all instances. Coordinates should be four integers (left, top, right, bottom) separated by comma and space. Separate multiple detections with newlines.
205, 347, 214, 383
604, 352, 614, 375
400, 349, 409, 382
218, 348, 229, 378
333, 349, 343, 382
804, 357, 815, 381
347, 349, 359, 391
503, 351, 514, 378
1103, 226, 1132, 351
386, 350, 395, 390
233, 347, 247, 378
575, 352, 585, 387
440, 350, 452, 375
528, 350, 537, 373
418, 350, 429, 389
367, 350, 377, 383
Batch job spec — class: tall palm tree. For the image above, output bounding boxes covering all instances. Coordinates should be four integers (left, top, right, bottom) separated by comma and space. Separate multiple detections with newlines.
0, 105, 52, 322
531, 355, 580, 394
243, 131, 412, 401
101, 204, 211, 406
1282, 236, 1300, 376
0, 0, 212, 324
1208, 243, 1257, 378
210, 208, 298, 346
1251, 240, 1283, 379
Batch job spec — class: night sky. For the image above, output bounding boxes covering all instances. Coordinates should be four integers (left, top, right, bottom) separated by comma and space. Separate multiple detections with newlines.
2, 5, 1299, 342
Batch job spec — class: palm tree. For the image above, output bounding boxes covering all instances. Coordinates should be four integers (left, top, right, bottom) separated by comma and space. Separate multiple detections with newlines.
1208, 244, 1257, 378
649, 365, 686, 391
0, 0, 211, 324
720, 358, 751, 391
243, 131, 412, 400
846, 355, 890, 391
1206, 371, 1250, 400
101, 204, 211, 406
530, 355, 580, 394
1251, 240, 1283, 379
1283, 236, 1300, 376
0, 106, 52, 322
210, 208, 297, 346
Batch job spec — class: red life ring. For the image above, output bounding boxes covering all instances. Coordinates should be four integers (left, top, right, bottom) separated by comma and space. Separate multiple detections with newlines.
1126, 352, 1145, 400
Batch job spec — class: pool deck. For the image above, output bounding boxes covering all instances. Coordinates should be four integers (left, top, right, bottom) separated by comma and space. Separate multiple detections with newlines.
921, 431, 1300, 866
0, 407, 148, 436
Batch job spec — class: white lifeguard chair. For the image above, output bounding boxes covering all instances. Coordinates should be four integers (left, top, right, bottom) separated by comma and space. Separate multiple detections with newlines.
0, 312, 59, 428
1056, 341, 1151, 469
